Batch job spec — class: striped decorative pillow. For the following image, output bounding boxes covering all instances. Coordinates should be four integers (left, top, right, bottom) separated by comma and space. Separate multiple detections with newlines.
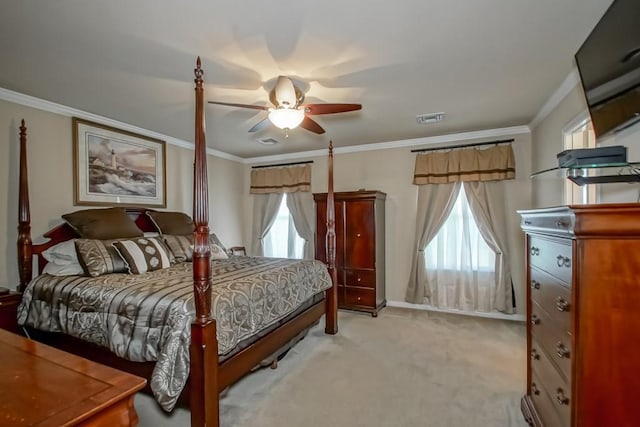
75, 239, 128, 277
163, 234, 194, 262
113, 237, 172, 274
163, 234, 230, 262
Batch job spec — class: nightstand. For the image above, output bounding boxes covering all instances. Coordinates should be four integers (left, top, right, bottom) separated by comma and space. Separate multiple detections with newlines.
0, 289, 22, 334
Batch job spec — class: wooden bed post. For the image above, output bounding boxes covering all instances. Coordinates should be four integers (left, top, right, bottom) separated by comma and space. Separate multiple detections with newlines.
17, 119, 33, 292
190, 57, 219, 427
325, 141, 338, 335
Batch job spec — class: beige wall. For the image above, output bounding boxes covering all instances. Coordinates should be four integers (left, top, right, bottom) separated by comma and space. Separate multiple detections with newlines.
530, 86, 588, 208
0, 99, 244, 288
531, 85, 640, 207
243, 133, 532, 315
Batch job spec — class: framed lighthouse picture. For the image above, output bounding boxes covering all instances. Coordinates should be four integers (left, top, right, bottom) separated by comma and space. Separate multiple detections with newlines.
72, 118, 166, 208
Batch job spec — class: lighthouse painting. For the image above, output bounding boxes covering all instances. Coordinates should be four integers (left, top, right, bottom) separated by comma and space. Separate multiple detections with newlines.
73, 118, 166, 207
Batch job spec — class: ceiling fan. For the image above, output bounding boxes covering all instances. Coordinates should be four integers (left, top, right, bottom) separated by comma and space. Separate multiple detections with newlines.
208, 76, 362, 135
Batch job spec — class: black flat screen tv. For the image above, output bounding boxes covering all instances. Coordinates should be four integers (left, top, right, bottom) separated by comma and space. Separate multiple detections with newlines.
575, 0, 640, 139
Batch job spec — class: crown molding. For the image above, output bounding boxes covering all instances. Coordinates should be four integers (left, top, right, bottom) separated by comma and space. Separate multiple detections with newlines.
244, 125, 531, 164
0, 87, 243, 163
529, 69, 581, 129
0, 86, 531, 165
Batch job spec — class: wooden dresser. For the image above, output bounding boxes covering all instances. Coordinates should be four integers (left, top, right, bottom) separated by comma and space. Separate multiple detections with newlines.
0, 329, 146, 426
519, 204, 640, 427
314, 191, 386, 316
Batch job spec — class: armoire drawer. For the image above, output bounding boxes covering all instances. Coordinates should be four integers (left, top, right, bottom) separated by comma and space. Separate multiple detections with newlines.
530, 267, 572, 334
531, 338, 571, 426
529, 236, 572, 285
344, 269, 376, 288
343, 288, 376, 308
531, 304, 572, 381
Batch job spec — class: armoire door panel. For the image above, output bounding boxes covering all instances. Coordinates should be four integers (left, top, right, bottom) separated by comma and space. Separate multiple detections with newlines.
344, 201, 375, 269
315, 199, 327, 263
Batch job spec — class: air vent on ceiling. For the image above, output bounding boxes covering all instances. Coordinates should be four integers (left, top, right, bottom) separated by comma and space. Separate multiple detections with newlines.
416, 112, 445, 125
257, 137, 279, 145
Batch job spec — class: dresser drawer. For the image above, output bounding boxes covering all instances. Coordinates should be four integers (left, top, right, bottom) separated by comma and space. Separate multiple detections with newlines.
530, 267, 571, 334
531, 338, 571, 426
343, 287, 376, 308
531, 303, 572, 381
521, 211, 573, 235
529, 236, 572, 285
344, 269, 376, 289
530, 371, 569, 427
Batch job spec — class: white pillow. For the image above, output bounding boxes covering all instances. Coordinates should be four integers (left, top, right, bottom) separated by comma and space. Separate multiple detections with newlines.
42, 240, 78, 266
43, 260, 84, 276
211, 244, 228, 260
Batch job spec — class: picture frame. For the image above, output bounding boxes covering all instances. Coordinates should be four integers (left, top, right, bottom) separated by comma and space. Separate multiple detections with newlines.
73, 118, 167, 208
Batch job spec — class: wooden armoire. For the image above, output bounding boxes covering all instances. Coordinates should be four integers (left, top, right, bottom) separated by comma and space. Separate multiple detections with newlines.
314, 191, 386, 317
518, 204, 640, 427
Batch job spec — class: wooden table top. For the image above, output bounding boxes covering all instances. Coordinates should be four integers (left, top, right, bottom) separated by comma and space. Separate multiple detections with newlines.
0, 329, 146, 426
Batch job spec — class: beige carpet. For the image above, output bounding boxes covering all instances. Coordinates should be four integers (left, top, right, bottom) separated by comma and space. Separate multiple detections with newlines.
136, 307, 527, 427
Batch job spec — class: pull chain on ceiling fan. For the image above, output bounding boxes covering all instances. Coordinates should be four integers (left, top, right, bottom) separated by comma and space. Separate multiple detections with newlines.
208, 76, 362, 136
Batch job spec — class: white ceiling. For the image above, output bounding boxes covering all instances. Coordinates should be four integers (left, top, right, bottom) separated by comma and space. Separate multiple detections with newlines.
0, 0, 613, 158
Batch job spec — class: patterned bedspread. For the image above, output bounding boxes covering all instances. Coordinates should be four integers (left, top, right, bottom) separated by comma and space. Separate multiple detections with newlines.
17, 256, 331, 411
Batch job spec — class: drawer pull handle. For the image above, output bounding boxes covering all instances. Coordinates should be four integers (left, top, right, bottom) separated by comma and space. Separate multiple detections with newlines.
556, 297, 570, 312
530, 246, 540, 256
555, 220, 568, 228
556, 255, 571, 268
357, 296, 361, 302
556, 342, 570, 359
530, 280, 540, 290
524, 220, 532, 225
531, 314, 540, 326
531, 383, 540, 396
530, 349, 540, 360
357, 277, 361, 282
356, 233, 361, 237
556, 388, 570, 406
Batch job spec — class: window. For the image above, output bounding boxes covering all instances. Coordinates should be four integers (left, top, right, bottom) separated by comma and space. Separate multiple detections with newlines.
424, 186, 495, 272
264, 194, 304, 258
563, 116, 597, 204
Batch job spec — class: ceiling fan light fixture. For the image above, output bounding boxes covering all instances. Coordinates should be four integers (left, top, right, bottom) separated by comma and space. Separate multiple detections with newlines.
268, 108, 305, 130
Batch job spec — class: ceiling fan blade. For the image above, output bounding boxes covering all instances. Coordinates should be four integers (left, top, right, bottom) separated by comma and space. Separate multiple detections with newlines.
208, 101, 269, 111
303, 103, 362, 115
248, 118, 271, 133
300, 116, 325, 134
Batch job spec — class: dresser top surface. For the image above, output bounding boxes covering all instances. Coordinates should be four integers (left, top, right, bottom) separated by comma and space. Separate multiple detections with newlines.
519, 203, 640, 237
0, 329, 145, 426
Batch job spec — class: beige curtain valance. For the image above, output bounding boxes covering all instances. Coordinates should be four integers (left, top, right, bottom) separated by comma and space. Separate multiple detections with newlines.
413, 145, 515, 185
250, 164, 311, 194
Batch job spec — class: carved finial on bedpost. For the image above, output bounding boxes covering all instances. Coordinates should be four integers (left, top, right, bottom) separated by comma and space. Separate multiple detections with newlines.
325, 140, 338, 334
195, 56, 204, 82
18, 119, 33, 292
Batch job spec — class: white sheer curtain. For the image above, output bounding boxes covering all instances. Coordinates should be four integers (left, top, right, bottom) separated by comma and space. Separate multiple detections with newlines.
424, 186, 497, 312
251, 193, 284, 256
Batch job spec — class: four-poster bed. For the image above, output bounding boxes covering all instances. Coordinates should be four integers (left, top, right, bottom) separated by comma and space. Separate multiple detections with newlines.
15, 58, 339, 427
